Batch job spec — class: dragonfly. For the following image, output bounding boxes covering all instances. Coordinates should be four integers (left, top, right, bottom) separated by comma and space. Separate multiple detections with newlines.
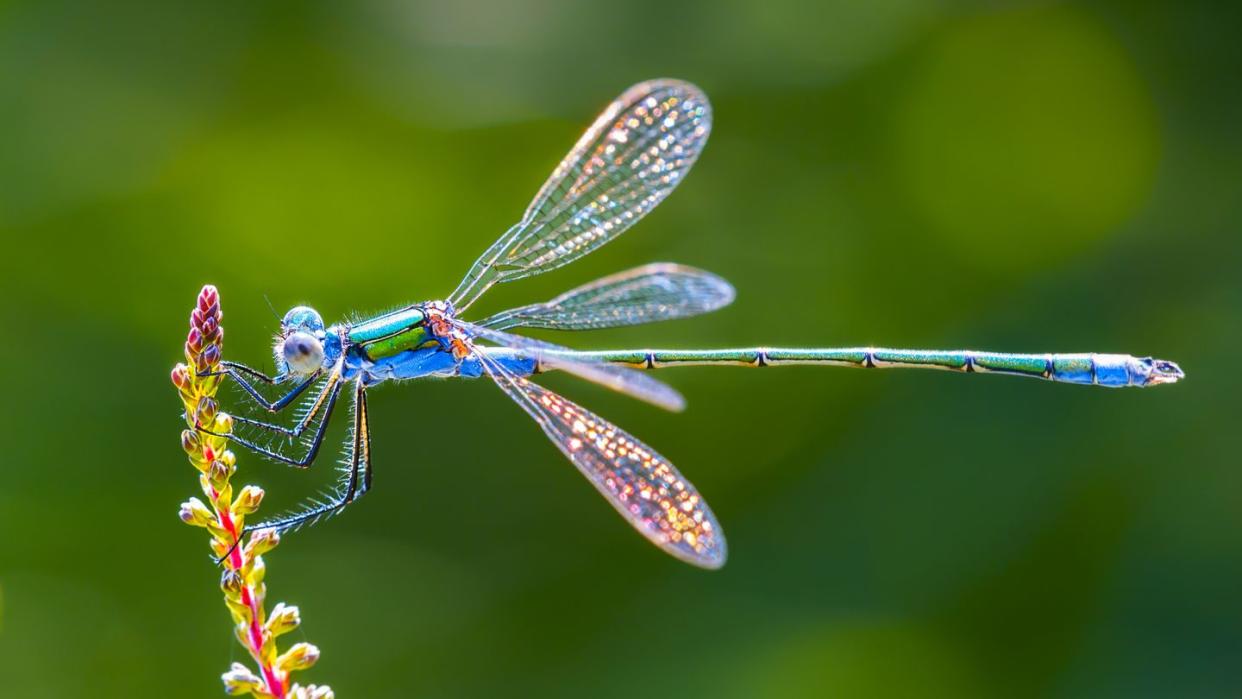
199, 79, 1184, 570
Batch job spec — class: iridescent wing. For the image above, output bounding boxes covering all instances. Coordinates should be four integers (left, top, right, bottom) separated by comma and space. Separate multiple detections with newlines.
475, 263, 735, 331
474, 349, 726, 569
453, 318, 685, 412
449, 80, 713, 312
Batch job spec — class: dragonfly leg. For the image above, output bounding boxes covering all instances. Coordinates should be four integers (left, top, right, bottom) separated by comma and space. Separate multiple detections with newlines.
212, 360, 280, 384
207, 361, 321, 413
245, 380, 373, 534
227, 373, 338, 439
200, 372, 344, 469
356, 382, 373, 493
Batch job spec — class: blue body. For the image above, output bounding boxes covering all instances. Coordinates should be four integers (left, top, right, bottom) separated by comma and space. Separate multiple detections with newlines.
340, 342, 537, 386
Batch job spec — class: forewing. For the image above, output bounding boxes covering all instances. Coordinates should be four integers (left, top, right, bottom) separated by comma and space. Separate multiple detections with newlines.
477, 351, 726, 569
476, 263, 735, 331
455, 318, 685, 412
449, 80, 712, 311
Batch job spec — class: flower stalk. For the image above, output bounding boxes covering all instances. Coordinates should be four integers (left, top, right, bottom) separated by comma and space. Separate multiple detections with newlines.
173, 285, 333, 699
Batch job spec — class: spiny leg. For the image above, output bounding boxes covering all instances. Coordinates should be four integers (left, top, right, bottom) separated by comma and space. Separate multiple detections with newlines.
228, 371, 342, 439
247, 379, 373, 535
199, 371, 344, 469
357, 383, 373, 493
214, 360, 280, 384
204, 360, 321, 413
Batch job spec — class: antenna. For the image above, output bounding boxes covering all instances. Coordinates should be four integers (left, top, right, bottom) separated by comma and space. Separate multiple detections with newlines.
263, 294, 282, 324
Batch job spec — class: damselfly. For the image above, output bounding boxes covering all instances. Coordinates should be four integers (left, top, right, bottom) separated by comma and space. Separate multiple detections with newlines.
200, 79, 1183, 569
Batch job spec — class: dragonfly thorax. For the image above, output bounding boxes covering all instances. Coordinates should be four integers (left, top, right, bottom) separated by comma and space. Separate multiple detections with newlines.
424, 301, 472, 360
343, 299, 471, 364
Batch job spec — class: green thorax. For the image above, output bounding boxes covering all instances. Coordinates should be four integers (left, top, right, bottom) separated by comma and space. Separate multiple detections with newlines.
349, 306, 432, 360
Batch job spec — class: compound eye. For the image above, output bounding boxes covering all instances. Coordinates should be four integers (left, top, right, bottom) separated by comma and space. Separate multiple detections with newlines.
281, 305, 325, 336
282, 331, 325, 374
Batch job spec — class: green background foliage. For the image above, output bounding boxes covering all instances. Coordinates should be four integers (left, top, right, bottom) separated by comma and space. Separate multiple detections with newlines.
1, 1, 1238, 696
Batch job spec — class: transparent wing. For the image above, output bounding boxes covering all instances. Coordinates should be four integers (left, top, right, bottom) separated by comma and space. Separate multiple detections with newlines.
475, 263, 735, 331
453, 318, 685, 412
449, 80, 713, 312
475, 349, 726, 569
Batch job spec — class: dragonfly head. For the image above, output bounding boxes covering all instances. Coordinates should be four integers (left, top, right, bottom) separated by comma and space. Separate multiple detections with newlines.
277, 305, 327, 377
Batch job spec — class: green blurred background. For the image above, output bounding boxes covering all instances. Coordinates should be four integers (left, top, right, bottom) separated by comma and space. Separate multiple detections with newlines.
1, 0, 1238, 696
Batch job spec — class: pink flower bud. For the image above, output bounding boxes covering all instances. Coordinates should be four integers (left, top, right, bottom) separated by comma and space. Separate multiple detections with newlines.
201, 343, 221, 367
199, 285, 218, 310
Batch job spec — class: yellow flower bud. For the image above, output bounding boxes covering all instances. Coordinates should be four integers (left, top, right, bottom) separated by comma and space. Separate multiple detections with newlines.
233, 485, 265, 515
243, 555, 267, 586
289, 684, 335, 699
179, 498, 216, 528
212, 483, 234, 512
258, 620, 278, 667
208, 459, 233, 490
181, 429, 201, 456
275, 642, 321, 674
220, 568, 244, 599
245, 529, 281, 558
210, 537, 232, 559
257, 627, 276, 663
196, 397, 218, 426
265, 602, 301, 637
224, 595, 253, 625
221, 662, 265, 696
199, 473, 216, 501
